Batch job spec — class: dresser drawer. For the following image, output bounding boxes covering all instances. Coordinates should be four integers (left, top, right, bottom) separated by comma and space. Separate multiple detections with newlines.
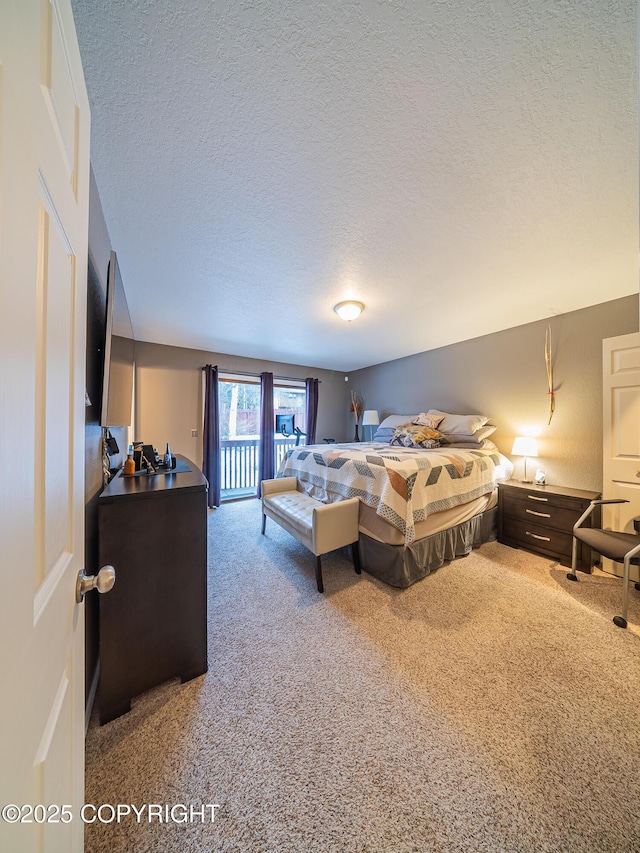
503, 517, 574, 561
501, 492, 583, 533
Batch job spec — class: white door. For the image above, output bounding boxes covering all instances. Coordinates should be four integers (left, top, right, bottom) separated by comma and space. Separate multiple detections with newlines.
602, 332, 640, 582
0, 1, 90, 851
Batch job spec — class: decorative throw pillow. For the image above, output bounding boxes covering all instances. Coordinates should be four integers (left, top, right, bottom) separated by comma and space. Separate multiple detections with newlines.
412, 412, 445, 429
427, 409, 490, 436
390, 424, 444, 449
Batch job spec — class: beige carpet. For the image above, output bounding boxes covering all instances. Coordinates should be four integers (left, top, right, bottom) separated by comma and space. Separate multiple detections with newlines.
85, 498, 640, 852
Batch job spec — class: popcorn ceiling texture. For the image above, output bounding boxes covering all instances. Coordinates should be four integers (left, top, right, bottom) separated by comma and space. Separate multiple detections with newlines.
84, 498, 640, 853
72, 0, 638, 370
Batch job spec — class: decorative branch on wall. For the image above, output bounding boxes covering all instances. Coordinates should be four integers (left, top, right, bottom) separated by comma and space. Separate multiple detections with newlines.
545, 324, 555, 425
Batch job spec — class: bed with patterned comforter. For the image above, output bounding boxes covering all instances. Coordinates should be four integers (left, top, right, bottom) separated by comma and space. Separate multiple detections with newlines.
278, 441, 507, 548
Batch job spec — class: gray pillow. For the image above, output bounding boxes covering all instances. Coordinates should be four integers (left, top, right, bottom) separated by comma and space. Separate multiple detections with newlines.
443, 439, 497, 450
372, 427, 395, 442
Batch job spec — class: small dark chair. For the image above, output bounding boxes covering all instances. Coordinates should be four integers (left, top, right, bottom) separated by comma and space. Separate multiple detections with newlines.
567, 498, 640, 629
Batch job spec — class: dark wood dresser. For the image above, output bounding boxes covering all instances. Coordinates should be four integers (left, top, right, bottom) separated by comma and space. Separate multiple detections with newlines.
98, 455, 208, 724
497, 480, 601, 572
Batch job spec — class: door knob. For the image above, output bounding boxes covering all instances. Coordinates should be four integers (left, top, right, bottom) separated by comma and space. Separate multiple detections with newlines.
76, 565, 116, 603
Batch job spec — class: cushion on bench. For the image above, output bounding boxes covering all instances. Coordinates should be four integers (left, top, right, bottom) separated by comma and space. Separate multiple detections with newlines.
263, 490, 316, 537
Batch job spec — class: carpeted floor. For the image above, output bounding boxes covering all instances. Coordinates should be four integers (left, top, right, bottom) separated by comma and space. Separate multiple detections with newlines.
85, 498, 640, 852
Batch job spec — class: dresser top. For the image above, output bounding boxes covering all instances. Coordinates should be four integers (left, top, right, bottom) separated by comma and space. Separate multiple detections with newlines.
499, 479, 601, 501
100, 455, 207, 503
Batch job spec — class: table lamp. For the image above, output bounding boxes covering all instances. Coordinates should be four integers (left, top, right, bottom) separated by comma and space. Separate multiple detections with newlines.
362, 410, 380, 441
511, 436, 539, 483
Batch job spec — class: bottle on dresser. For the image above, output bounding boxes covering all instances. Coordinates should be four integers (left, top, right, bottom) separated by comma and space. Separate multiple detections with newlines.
123, 444, 135, 475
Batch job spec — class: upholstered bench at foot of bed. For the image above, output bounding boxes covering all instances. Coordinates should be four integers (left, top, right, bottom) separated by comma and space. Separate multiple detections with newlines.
261, 477, 361, 593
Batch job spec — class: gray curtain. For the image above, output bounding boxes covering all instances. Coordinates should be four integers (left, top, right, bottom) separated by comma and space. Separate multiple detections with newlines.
305, 377, 319, 444
257, 372, 275, 496
202, 364, 221, 508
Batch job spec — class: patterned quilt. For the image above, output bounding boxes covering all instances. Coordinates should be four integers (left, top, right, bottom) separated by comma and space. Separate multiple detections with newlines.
278, 442, 505, 546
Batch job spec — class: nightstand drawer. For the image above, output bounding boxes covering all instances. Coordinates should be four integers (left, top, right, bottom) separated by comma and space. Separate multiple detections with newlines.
501, 492, 583, 533
503, 517, 573, 561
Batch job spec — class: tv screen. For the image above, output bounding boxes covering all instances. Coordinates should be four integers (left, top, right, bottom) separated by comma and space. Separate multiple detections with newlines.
100, 251, 134, 427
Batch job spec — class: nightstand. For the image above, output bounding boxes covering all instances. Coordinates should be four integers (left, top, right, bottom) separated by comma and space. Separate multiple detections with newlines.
497, 480, 601, 572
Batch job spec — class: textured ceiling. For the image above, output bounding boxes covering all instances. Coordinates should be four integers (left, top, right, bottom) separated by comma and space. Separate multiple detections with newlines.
71, 0, 638, 371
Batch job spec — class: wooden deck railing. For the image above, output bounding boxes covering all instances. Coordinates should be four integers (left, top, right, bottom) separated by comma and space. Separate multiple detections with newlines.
220, 436, 302, 496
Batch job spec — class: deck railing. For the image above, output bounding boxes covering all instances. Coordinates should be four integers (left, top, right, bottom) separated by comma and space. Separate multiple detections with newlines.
220, 436, 302, 497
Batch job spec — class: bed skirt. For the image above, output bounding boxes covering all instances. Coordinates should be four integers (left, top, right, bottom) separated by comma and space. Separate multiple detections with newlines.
358, 506, 498, 588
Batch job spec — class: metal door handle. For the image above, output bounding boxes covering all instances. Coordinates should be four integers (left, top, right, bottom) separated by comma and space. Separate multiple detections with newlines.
76, 565, 116, 603
526, 509, 551, 518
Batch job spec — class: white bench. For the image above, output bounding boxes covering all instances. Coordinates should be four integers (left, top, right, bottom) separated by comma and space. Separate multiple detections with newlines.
261, 477, 361, 593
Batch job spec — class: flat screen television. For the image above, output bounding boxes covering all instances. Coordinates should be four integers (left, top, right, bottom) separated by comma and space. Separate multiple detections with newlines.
100, 251, 135, 427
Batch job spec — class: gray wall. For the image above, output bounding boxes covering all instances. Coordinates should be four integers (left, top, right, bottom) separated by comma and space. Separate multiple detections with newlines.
84, 167, 112, 709
134, 341, 349, 463
348, 295, 639, 493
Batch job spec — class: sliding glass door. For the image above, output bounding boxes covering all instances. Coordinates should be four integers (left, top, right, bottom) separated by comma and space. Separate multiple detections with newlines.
219, 375, 306, 500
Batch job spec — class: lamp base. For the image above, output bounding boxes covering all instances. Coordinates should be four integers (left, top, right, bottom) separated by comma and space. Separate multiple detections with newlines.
520, 456, 534, 484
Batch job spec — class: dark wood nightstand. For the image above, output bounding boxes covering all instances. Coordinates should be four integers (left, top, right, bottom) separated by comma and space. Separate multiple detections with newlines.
497, 480, 601, 572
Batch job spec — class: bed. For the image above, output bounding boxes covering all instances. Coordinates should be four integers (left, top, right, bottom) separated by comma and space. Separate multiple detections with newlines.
277, 439, 513, 587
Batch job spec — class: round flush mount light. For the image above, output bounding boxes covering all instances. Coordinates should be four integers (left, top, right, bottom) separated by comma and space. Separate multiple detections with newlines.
334, 300, 365, 322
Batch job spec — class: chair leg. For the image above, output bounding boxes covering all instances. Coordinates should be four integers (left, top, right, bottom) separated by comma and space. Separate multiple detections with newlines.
566, 535, 579, 582
352, 541, 361, 575
261, 513, 266, 535
315, 555, 324, 593
613, 555, 631, 629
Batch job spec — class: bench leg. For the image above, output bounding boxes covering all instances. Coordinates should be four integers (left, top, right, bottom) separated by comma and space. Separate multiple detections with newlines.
315, 556, 324, 593
261, 513, 266, 534
352, 541, 361, 575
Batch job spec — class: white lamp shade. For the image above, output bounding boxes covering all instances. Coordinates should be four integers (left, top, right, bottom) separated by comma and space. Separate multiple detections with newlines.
511, 436, 539, 457
362, 410, 380, 426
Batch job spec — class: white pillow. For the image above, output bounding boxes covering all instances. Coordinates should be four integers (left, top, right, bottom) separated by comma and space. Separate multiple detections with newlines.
441, 424, 497, 444
428, 409, 490, 436
378, 414, 418, 430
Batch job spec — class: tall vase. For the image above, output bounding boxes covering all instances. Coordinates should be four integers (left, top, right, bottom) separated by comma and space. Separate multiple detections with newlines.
353, 423, 360, 442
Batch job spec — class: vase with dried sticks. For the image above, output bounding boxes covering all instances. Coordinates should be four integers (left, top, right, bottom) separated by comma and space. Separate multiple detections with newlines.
350, 391, 362, 442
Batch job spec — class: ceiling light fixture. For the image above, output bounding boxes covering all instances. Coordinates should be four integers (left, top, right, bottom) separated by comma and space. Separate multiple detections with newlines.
334, 300, 364, 322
